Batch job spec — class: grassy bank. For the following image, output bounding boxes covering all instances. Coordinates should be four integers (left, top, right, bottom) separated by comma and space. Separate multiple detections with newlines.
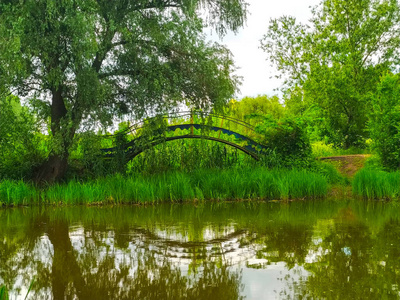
353, 169, 400, 200
0, 168, 328, 206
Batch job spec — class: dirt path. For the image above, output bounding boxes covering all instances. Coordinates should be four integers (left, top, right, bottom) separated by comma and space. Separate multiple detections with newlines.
318, 154, 371, 178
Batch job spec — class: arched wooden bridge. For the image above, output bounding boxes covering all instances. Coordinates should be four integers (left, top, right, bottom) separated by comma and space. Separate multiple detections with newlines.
101, 111, 267, 161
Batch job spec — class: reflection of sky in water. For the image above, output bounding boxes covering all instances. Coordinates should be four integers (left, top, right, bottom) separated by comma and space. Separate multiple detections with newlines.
63, 223, 310, 299
2, 221, 338, 299
2, 201, 400, 299
7, 235, 53, 299
242, 264, 307, 300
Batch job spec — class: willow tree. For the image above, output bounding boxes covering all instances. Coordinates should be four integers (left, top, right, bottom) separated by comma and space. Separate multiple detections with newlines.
0, 0, 247, 182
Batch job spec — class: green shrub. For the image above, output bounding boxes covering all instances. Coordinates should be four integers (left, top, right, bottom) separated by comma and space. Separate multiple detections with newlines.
369, 73, 400, 170
68, 131, 110, 179
128, 139, 250, 175
311, 141, 336, 157
363, 156, 384, 170
0, 95, 46, 180
256, 116, 313, 168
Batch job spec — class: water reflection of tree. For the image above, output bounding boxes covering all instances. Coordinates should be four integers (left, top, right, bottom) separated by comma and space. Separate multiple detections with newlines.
50, 219, 244, 299
0, 209, 52, 294
254, 223, 313, 269
281, 211, 400, 299
3, 203, 400, 299
1, 213, 244, 299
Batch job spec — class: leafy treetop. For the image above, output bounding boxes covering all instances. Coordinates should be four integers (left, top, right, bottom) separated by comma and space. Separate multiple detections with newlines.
0, 0, 248, 181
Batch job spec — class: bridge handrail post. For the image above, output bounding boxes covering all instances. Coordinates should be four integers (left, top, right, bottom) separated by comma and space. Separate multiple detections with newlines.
190, 110, 194, 135
218, 117, 224, 139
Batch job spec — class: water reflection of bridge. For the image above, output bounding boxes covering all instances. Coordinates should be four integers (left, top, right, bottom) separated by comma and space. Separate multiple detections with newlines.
5, 201, 395, 299
101, 111, 267, 161
127, 227, 258, 266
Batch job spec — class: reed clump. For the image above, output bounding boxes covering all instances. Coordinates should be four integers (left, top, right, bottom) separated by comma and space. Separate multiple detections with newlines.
0, 180, 38, 206
0, 285, 8, 300
352, 169, 400, 200
0, 168, 328, 206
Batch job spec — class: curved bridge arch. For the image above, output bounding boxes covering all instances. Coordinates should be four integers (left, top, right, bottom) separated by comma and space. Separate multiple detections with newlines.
101, 113, 267, 162
126, 135, 261, 161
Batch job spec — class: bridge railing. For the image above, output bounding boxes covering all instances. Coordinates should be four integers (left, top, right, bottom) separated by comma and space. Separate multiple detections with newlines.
104, 111, 261, 139
100, 111, 267, 158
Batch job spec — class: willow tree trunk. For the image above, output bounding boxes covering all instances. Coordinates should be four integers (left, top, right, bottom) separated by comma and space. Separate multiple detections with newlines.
35, 87, 74, 183
47, 219, 89, 299
35, 154, 69, 183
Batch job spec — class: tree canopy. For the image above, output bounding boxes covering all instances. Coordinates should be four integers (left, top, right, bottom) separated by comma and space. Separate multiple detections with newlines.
226, 95, 285, 125
0, 0, 248, 181
369, 72, 400, 170
261, 0, 400, 148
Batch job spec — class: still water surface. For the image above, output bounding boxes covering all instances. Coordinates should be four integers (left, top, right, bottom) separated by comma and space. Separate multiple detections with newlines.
1, 200, 400, 299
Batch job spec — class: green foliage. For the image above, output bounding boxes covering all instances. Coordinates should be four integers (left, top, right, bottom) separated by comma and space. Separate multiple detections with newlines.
0, 95, 46, 179
0, 0, 247, 181
369, 73, 400, 170
129, 139, 250, 174
312, 141, 371, 157
353, 169, 400, 200
363, 155, 383, 170
311, 141, 336, 157
312, 161, 348, 185
112, 123, 131, 175
68, 131, 110, 179
255, 116, 313, 168
226, 95, 285, 125
262, 0, 400, 148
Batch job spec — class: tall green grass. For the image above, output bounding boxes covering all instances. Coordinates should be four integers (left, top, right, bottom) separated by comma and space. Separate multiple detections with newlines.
0, 286, 8, 300
0, 180, 38, 206
313, 161, 348, 185
46, 168, 327, 204
189, 168, 327, 201
0, 168, 328, 205
353, 169, 400, 200
0, 281, 33, 300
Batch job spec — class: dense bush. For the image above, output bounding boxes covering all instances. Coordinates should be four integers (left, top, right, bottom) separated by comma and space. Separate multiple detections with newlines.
68, 131, 111, 179
255, 116, 313, 168
368, 73, 400, 171
0, 95, 46, 179
226, 95, 286, 126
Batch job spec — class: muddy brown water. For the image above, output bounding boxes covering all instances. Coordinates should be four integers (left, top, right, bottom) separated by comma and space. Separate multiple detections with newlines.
1, 200, 399, 299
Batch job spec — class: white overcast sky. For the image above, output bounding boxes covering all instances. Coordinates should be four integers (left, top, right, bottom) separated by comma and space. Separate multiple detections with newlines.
205, 0, 321, 99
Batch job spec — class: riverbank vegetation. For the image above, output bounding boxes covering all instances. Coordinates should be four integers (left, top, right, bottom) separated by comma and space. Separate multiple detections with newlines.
0, 0, 399, 204
0, 168, 329, 206
353, 169, 400, 200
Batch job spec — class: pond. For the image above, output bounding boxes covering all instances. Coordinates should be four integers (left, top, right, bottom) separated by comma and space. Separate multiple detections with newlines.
1, 200, 400, 299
